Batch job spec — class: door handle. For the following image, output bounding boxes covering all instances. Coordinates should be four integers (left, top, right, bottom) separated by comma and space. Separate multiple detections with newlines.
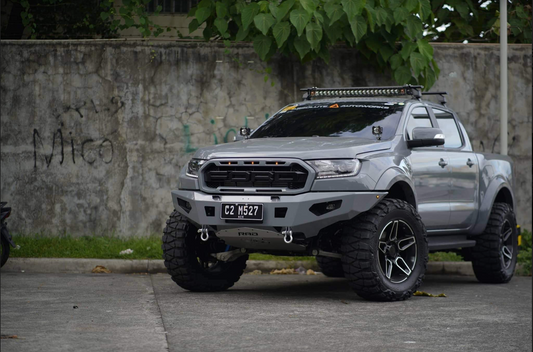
466, 158, 474, 167
438, 158, 448, 168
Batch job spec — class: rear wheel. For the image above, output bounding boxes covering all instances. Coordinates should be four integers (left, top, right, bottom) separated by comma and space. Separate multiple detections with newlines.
316, 256, 344, 278
341, 199, 428, 301
471, 203, 517, 283
162, 210, 248, 292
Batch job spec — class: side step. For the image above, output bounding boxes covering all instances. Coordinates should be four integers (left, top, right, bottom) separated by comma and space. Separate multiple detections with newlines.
428, 235, 476, 251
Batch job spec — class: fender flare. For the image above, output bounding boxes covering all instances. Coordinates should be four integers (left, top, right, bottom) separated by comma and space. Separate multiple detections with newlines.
469, 177, 515, 235
374, 168, 417, 208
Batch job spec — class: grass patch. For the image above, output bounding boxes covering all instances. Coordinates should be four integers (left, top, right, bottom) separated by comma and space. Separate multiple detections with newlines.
10, 234, 164, 260
10, 234, 473, 263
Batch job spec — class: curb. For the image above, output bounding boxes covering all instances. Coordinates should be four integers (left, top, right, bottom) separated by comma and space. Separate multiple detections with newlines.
1, 258, 526, 276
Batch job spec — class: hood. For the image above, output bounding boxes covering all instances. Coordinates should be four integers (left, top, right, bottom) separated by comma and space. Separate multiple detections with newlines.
193, 137, 392, 160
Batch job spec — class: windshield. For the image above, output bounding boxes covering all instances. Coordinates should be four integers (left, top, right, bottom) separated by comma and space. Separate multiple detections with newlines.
251, 102, 404, 140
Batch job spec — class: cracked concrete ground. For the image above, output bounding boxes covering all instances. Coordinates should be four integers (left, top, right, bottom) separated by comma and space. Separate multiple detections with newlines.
1, 272, 531, 352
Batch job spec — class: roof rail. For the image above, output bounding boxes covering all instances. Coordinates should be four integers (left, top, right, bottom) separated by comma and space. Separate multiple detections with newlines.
421, 91, 448, 106
300, 85, 424, 101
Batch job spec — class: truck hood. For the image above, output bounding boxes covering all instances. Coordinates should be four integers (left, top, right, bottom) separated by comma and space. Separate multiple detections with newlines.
193, 137, 392, 160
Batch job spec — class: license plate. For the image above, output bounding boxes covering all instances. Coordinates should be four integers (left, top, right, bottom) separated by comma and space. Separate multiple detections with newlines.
221, 203, 263, 220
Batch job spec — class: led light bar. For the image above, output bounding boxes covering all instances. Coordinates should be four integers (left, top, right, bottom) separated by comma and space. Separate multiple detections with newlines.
301, 85, 424, 100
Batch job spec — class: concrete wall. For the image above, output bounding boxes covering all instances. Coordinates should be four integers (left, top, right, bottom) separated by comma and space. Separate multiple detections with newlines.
1, 40, 531, 236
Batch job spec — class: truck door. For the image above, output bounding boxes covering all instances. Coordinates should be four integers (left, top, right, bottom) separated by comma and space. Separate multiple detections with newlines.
405, 106, 451, 229
432, 108, 479, 229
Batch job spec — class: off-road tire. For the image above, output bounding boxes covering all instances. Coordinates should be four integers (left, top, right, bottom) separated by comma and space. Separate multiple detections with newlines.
316, 256, 344, 277
471, 203, 517, 284
341, 198, 428, 301
1, 235, 10, 267
162, 210, 248, 292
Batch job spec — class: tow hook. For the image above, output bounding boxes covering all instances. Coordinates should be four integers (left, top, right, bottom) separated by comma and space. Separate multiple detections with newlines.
198, 225, 209, 241
282, 227, 293, 244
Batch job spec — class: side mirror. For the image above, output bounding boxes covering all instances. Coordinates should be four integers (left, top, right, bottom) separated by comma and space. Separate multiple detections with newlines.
407, 127, 445, 148
240, 127, 252, 137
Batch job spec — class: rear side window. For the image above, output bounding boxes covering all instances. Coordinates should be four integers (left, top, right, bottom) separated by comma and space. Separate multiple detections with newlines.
406, 107, 433, 140
433, 108, 463, 148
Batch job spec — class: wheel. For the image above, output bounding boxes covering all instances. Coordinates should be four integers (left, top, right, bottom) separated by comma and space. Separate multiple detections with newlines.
316, 256, 344, 277
162, 210, 248, 292
1, 235, 10, 267
340, 198, 428, 301
471, 203, 517, 283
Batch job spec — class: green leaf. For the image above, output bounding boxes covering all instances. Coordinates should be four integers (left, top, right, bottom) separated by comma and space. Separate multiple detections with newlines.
393, 7, 409, 24
273, 21, 291, 48
242, 3, 260, 31
418, 0, 431, 20
349, 15, 367, 43
341, 0, 366, 20
399, 41, 417, 60
389, 54, 403, 70
254, 13, 276, 35
404, 0, 418, 12
306, 22, 323, 51
417, 39, 433, 61
235, 26, 249, 41
409, 52, 427, 76
313, 10, 324, 23
375, 7, 387, 27
216, 2, 228, 18
203, 26, 212, 41
318, 44, 330, 64
405, 15, 422, 39
258, 0, 269, 13
423, 66, 436, 90
195, 7, 212, 24
125, 17, 134, 27
139, 17, 146, 25
431, 58, 440, 77
394, 65, 412, 85
379, 45, 394, 62
214, 17, 228, 34
343, 23, 356, 45
364, 6, 375, 32
290, 9, 311, 36
100, 12, 110, 21
189, 19, 200, 33
270, 0, 294, 21
293, 34, 311, 59
455, 2, 469, 20
300, 0, 318, 14
324, 3, 344, 24
324, 22, 343, 43
253, 35, 273, 60
365, 35, 381, 53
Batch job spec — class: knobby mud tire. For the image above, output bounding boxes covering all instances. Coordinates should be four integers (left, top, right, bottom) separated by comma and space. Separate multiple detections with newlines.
162, 210, 247, 292
316, 256, 344, 278
341, 198, 428, 302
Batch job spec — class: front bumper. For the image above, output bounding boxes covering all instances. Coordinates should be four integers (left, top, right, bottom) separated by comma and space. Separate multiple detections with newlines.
172, 190, 387, 239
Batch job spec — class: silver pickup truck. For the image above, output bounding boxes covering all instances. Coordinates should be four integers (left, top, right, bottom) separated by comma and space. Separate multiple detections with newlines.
162, 85, 518, 301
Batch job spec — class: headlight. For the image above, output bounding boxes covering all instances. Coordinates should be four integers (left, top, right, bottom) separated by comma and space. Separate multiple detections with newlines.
306, 159, 362, 179
186, 159, 206, 178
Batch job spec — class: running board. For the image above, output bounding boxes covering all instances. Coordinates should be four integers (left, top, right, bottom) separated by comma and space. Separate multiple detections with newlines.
428, 235, 476, 251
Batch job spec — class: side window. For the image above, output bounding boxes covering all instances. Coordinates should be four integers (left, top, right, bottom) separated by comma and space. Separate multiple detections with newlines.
433, 108, 463, 148
406, 107, 433, 140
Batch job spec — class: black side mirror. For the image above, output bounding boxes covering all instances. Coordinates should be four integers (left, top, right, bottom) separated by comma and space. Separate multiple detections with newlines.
240, 127, 251, 136
407, 127, 445, 148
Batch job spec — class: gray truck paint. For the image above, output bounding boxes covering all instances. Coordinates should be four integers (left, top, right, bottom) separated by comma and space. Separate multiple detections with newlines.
172, 98, 514, 251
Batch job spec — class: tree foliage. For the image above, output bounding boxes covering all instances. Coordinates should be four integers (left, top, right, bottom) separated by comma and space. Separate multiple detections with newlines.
426, 0, 532, 44
188, 0, 440, 89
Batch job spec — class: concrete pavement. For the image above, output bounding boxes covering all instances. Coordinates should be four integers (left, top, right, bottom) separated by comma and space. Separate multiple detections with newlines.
1, 272, 531, 352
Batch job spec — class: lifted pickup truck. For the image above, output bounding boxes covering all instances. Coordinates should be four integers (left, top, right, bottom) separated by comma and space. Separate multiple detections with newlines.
162, 85, 518, 301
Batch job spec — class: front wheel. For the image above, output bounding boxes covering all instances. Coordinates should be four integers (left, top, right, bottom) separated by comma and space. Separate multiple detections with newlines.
341, 199, 428, 301
162, 210, 248, 292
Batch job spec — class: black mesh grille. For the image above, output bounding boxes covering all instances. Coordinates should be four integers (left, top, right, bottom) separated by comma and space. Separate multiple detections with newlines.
204, 163, 308, 190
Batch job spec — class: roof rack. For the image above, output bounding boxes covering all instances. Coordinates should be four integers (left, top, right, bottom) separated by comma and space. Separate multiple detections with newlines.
421, 91, 448, 106
300, 85, 424, 101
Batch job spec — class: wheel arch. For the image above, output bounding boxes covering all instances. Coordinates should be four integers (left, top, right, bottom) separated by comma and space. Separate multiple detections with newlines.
470, 180, 515, 235
375, 169, 417, 209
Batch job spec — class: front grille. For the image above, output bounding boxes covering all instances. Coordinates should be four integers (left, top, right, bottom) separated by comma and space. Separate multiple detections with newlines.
203, 162, 308, 190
